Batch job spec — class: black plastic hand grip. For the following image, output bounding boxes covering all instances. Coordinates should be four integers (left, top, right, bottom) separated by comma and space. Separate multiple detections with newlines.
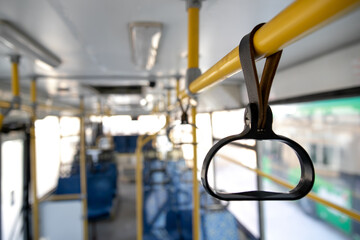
201, 104, 315, 201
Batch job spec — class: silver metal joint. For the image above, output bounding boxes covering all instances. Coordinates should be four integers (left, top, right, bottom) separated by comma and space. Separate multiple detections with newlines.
32, 103, 37, 112
185, 67, 201, 99
186, 0, 202, 10
10, 54, 20, 64
12, 96, 21, 110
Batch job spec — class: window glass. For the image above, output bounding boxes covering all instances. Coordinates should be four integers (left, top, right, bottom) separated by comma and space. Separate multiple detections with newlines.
196, 113, 213, 163
35, 116, 61, 198
209, 110, 260, 238
260, 97, 360, 240
102, 115, 166, 135
1, 135, 24, 240
212, 110, 245, 139
59, 117, 80, 165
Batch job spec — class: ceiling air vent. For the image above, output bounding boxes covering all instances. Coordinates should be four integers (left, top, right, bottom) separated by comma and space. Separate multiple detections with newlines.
92, 86, 142, 95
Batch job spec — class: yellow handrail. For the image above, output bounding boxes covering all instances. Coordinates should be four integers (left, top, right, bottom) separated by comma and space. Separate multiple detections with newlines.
219, 154, 360, 222
188, 3, 201, 239
176, 78, 180, 99
0, 99, 79, 114
46, 194, 82, 202
179, 0, 360, 99
135, 108, 175, 240
136, 134, 158, 240
0, 114, 4, 131
11, 61, 20, 98
30, 79, 40, 240
0, 56, 21, 130
79, 97, 89, 240
191, 106, 200, 240
188, 7, 199, 69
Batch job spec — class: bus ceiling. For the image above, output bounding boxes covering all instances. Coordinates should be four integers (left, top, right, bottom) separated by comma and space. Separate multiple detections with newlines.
0, 0, 359, 114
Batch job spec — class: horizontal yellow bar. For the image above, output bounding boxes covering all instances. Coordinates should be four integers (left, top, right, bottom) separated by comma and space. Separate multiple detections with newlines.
187, 47, 240, 96
46, 194, 82, 201
116, 153, 136, 158
184, 0, 360, 96
0, 100, 79, 114
38, 189, 56, 202
220, 154, 360, 222
0, 101, 11, 109
38, 104, 80, 113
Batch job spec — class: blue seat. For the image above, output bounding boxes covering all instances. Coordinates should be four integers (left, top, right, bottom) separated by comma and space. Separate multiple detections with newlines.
113, 135, 139, 153
89, 162, 118, 194
128, 135, 138, 153
87, 173, 114, 220
201, 210, 239, 240
55, 174, 81, 194
107, 162, 118, 196
113, 136, 127, 153
55, 163, 117, 220
143, 187, 169, 233
179, 210, 193, 240
165, 210, 181, 240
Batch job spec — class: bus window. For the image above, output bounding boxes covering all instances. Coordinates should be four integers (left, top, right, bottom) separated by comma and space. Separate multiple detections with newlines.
262, 97, 360, 240
323, 146, 333, 166
35, 116, 61, 199
310, 144, 317, 164
1, 133, 25, 240
210, 110, 260, 238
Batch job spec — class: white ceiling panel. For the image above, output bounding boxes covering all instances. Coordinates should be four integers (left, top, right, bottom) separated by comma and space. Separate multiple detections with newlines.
0, 0, 359, 113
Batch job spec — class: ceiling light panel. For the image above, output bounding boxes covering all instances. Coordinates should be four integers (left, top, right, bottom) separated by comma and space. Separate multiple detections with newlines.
129, 22, 162, 71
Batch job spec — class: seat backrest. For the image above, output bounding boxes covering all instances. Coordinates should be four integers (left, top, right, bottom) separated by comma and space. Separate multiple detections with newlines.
55, 174, 81, 194
87, 174, 114, 208
179, 210, 193, 240
201, 210, 239, 240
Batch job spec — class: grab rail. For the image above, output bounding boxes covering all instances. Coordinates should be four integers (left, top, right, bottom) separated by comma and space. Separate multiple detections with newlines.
219, 154, 360, 222
179, 0, 360, 99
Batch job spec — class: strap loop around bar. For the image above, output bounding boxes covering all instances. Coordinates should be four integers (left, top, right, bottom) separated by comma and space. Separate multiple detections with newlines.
239, 23, 282, 129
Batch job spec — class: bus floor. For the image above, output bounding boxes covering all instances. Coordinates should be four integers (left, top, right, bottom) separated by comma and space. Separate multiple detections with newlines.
89, 180, 137, 240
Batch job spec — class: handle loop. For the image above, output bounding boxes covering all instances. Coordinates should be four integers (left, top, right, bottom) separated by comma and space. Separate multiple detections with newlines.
166, 98, 197, 146
201, 24, 315, 201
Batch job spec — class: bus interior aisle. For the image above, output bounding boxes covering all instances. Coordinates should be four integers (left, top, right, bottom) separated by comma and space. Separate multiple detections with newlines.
0, 0, 360, 240
91, 177, 137, 240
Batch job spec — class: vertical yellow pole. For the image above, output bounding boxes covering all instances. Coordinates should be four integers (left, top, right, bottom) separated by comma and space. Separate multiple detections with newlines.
31, 79, 36, 104
191, 106, 200, 240
188, 1, 200, 239
188, 7, 199, 69
136, 136, 143, 240
176, 78, 180, 99
0, 114, 4, 131
79, 97, 89, 240
136, 136, 144, 240
1, 55, 21, 130
11, 56, 20, 98
97, 98, 102, 116
136, 133, 159, 240
166, 89, 171, 125
30, 78, 39, 240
